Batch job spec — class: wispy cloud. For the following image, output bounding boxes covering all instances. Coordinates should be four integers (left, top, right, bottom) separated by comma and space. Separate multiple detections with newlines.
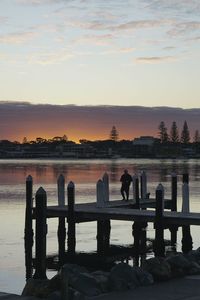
16, 0, 65, 5
144, 0, 200, 16
135, 56, 177, 64
28, 48, 74, 65
0, 31, 38, 44
168, 21, 200, 37
101, 47, 135, 55
73, 34, 114, 46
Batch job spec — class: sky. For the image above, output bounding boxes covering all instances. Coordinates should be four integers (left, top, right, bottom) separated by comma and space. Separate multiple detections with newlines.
1, 102, 200, 142
0, 0, 200, 108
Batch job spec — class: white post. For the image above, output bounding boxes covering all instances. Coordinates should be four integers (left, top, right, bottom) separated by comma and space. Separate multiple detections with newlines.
102, 172, 109, 202
182, 182, 189, 213
57, 174, 65, 206
96, 179, 105, 208
132, 174, 138, 201
141, 171, 147, 200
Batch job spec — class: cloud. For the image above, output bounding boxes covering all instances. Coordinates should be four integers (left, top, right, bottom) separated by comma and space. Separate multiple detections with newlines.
0, 102, 200, 141
101, 47, 135, 55
135, 56, 177, 64
144, 0, 200, 16
16, 0, 65, 5
0, 31, 38, 44
113, 20, 168, 31
73, 34, 114, 46
163, 46, 176, 51
168, 21, 200, 37
28, 48, 74, 65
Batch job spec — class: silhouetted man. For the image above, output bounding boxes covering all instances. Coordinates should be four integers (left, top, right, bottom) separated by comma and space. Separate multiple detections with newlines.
120, 169, 132, 201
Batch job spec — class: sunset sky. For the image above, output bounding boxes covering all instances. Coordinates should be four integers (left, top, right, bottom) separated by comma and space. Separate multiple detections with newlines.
0, 1, 200, 141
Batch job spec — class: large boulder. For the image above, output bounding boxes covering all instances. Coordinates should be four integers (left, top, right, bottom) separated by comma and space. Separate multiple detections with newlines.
165, 253, 192, 277
91, 271, 109, 293
108, 263, 140, 291
142, 257, 171, 281
187, 248, 200, 264
22, 278, 56, 298
68, 272, 101, 297
60, 264, 101, 297
132, 266, 154, 286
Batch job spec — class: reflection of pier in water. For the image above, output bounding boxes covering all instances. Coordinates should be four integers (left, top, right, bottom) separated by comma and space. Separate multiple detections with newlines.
25, 171, 199, 280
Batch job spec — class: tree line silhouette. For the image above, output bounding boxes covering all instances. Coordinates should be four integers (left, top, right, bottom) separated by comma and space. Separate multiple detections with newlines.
158, 120, 200, 144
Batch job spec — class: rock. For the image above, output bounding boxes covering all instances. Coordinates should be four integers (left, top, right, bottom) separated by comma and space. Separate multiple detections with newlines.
187, 261, 200, 275
187, 248, 200, 264
108, 263, 140, 291
132, 266, 154, 286
91, 271, 109, 292
142, 257, 171, 281
22, 278, 56, 298
165, 253, 192, 277
69, 272, 101, 297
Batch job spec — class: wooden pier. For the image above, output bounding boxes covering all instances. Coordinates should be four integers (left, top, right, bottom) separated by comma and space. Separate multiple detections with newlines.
24, 171, 199, 280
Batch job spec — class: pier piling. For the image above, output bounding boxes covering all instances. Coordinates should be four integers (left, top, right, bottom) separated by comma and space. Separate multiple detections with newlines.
24, 175, 33, 280
170, 173, 178, 249
154, 184, 165, 257
57, 174, 66, 265
181, 177, 193, 253
67, 181, 76, 255
33, 187, 47, 279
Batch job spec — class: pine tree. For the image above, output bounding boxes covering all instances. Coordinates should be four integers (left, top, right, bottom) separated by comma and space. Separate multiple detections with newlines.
158, 121, 168, 143
170, 121, 179, 143
110, 125, 119, 142
194, 130, 200, 143
181, 121, 190, 144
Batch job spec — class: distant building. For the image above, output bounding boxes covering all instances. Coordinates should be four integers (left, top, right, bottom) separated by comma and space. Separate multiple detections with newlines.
132, 136, 160, 157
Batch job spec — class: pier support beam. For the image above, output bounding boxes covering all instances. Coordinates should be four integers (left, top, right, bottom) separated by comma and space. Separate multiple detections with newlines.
153, 184, 165, 257
33, 187, 47, 279
57, 174, 66, 266
97, 220, 111, 256
67, 182, 76, 255
24, 175, 34, 280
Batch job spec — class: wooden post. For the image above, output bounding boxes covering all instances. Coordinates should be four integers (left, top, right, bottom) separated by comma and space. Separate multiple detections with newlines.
96, 179, 105, 208
181, 181, 193, 253
97, 220, 105, 255
33, 187, 47, 279
140, 171, 147, 200
102, 172, 109, 203
61, 266, 69, 300
133, 175, 140, 209
132, 222, 141, 266
67, 181, 76, 255
183, 173, 189, 184
57, 174, 66, 265
24, 175, 33, 280
153, 184, 165, 257
96, 179, 110, 255
170, 173, 178, 249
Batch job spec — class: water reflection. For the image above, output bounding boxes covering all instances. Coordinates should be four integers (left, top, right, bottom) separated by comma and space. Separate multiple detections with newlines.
1, 158, 200, 186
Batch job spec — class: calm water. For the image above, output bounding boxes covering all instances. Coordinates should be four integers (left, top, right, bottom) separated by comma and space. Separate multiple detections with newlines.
1, 158, 200, 294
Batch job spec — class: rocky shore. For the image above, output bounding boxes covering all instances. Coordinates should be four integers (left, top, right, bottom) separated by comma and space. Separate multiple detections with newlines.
21, 248, 200, 300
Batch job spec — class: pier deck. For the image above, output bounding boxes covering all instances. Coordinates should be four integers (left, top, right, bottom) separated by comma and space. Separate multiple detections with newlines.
32, 198, 200, 226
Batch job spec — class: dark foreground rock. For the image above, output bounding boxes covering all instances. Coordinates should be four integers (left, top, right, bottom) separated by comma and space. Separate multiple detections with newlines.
21, 249, 200, 299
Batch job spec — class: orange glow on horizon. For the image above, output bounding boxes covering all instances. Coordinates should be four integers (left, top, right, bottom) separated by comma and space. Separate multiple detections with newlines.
12, 129, 156, 143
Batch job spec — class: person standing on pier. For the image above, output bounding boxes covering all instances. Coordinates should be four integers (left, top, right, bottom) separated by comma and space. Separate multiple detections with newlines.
120, 169, 132, 201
